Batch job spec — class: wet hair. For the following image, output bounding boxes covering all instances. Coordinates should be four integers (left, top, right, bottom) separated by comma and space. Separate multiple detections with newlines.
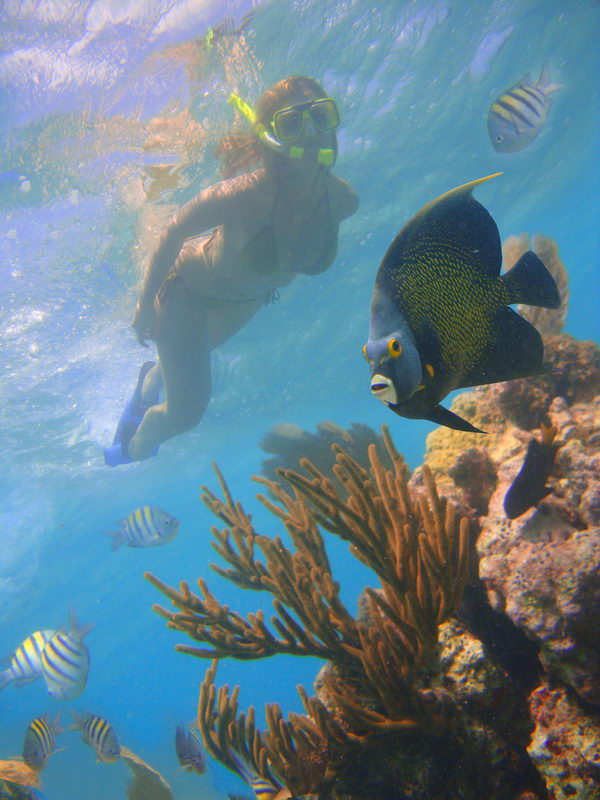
215, 75, 337, 178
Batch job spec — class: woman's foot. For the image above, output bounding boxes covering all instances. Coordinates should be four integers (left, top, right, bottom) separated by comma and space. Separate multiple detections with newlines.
104, 361, 160, 466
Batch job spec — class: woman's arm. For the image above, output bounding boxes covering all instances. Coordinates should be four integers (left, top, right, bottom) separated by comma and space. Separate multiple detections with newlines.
330, 175, 359, 221
133, 175, 257, 345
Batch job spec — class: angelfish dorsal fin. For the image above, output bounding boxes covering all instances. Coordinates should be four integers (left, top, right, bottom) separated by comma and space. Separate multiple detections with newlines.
380, 173, 504, 283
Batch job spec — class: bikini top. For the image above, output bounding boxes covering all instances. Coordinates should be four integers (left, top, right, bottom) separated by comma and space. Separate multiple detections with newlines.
237, 185, 337, 276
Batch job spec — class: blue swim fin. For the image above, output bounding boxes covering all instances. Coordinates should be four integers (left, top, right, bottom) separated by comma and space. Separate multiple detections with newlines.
104, 361, 160, 466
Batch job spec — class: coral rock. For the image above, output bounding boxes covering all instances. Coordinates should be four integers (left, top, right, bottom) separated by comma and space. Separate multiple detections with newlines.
528, 681, 600, 799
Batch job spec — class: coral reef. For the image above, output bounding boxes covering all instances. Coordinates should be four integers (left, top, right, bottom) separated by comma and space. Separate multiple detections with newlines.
423, 331, 600, 798
0, 760, 40, 788
147, 429, 548, 799
121, 746, 173, 800
259, 420, 393, 492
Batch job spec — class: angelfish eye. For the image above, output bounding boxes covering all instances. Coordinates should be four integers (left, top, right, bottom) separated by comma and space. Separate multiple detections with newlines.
387, 338, 402, 358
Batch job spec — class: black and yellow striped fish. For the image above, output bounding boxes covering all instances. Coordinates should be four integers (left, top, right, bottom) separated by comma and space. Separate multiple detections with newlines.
487, 64, 562, 152
363, 173, 560, 433
0, 629, 56, 692
69, 709, 121, 763
103, 505, 179, 550
41, 612, 94, 701
22, 713, 63, 771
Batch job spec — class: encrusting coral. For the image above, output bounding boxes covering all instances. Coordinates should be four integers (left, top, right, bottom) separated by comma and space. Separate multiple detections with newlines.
418, 235, 600, 799
146, 428, 549, 799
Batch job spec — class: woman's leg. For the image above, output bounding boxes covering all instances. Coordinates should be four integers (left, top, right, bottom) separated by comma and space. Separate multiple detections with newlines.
128, 277, 211, 460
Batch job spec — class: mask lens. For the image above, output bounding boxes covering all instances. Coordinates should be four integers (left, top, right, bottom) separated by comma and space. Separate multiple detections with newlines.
273, 108, 304, 141
272, 98, 340, 142
308, 99, 339, 131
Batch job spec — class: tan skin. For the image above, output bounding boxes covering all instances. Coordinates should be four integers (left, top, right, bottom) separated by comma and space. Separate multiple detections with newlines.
128, 89, 358, 460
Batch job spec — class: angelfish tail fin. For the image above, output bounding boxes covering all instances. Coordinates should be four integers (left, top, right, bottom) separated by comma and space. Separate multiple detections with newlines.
502, 251, 560, 309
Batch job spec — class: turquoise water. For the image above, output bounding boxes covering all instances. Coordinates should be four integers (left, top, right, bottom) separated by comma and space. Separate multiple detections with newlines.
1, 0, 598, 797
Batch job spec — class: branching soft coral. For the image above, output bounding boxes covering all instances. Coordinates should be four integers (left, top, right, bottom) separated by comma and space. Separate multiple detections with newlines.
145, 426, 471, 796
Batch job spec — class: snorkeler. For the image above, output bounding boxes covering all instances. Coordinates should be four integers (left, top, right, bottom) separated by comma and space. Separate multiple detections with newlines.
104, 76, 358, 465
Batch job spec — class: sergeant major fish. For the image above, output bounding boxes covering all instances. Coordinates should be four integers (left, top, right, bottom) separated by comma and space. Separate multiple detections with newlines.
175, 723, 206, 774
230, 750, 292, 800
69, 710, 121, 763
103, 505, 179, 550
0, 630, 56, 692
41, 612, 94, 701
504, 423, 561, 518
487, 65, 562, 152
22, 713, 64, 772
363, 173, 560, 433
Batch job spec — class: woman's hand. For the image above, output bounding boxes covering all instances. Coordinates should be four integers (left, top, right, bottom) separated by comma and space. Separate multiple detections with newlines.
132, 299, 156, 347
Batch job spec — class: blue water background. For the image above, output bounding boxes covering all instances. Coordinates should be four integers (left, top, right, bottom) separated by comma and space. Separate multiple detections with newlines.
1, 0, 598, 797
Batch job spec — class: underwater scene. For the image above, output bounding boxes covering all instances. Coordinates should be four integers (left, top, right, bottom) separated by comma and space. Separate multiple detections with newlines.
1, 0, 599, 798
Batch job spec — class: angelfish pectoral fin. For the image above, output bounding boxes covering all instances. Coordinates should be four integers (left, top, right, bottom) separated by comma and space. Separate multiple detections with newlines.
425, 404, 487, 433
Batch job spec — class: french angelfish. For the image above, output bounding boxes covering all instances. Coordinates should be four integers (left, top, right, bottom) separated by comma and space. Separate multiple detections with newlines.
487, 64, 562, 152
22, 713, 64, 772
41, 612, 94, 701
504, 423, 561, 518
103, 505, 179, 550
69, 709, 121, 763
0, 630, 56, 692
363, 173, 560, 433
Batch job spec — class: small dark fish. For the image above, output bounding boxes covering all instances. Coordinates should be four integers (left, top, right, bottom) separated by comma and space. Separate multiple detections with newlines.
69, 709, 121, 763
175, 724, 206, 774
504, 423, 561, 518
363, 174, 560, 433
22, 713, 63, 771
488, 65, 562, 152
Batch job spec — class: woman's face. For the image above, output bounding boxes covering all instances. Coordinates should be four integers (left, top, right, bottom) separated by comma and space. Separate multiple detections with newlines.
270, 90, 337, 154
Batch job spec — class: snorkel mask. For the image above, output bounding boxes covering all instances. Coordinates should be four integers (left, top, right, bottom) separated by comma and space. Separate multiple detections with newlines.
228, 92, 338, 166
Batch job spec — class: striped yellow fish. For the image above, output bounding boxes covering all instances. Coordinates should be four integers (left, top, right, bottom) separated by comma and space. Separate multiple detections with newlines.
22, 713, 64, 771
69, 710, 121, 763
41, 612, 94, 701
487, 64, 562, 152
103, 505, 179, 550
229, 750, 316, 800
0, 630, 56, 691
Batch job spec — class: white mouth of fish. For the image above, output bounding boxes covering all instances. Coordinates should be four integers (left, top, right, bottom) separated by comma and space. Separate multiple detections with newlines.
371, 374, 397, 405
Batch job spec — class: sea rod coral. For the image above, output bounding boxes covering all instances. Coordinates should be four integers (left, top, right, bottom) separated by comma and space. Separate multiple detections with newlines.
146, 428, 547, 799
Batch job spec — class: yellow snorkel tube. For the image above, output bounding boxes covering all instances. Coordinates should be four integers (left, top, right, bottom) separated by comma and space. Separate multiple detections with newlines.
228, 93, 335, 167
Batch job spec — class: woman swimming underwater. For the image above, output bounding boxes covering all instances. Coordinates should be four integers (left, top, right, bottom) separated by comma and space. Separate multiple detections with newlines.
104, 76, 358, 465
